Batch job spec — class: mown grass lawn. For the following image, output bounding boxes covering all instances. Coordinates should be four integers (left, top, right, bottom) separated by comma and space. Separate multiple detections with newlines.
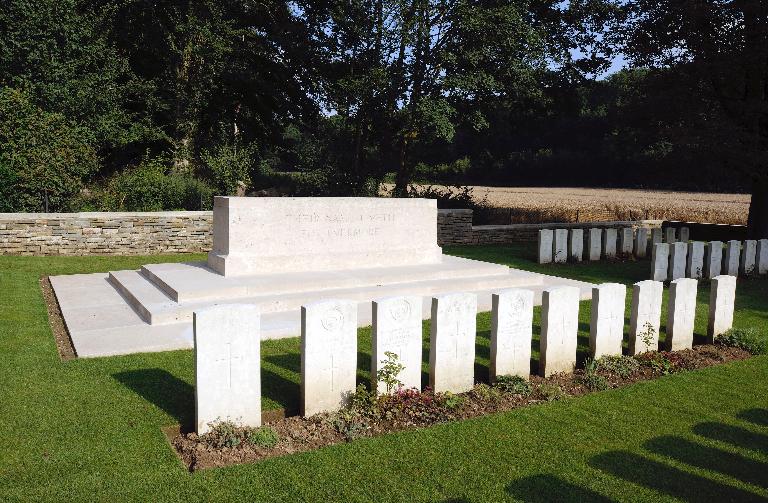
0, 246, 766, 502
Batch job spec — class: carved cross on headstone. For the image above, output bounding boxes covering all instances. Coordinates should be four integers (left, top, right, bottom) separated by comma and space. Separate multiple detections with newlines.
214, 343, 241, 388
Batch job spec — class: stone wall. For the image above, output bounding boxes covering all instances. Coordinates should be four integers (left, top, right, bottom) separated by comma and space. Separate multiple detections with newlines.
0, 212, 212, 256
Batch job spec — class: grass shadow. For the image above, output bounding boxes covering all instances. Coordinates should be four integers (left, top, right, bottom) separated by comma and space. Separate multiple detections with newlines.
737, 408, 768, 427
692, 422, 768, 454
505, 474, 613, 502
112, 368, 194, 430
261, 368, 299, 415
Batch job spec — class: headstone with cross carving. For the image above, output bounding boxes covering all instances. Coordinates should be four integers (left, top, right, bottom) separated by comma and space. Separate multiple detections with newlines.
371, 295, 423, 394
490, 289, 534, 380
757, 239, 768, 275
301, 299, 357, 416
665, 227, 676, 244
538, 230, 554, 264
619, 228, 634, 256
540, 286, 580, 377
429, 292, 477, 393
553, 229, 568, 263
724, 240, 741, 276
667, 278, 698, 351
628, 280, 663, 354
589, 283, 627, 358
707, 275, 736, 343
634, 228, 649, 258
585, 228, 602, 261
668, 242, 687, 281
194, 304, 261, 434
603, 228, 618, 259
569, 229, 583, 262
686, 241, 705, 279
651, 243, 669, 282
679, 227, 690, 243
740, 240, 757, 276
651, 227, 663, 249
704, 241, 723, 279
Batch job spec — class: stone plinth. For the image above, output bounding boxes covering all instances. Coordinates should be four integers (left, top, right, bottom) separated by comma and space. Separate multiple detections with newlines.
707, 275, 736, 343
490, 289, 534, 380
589, 283, 627, 358
539, 286, 579, 377
194, 304, 261, 434
208, 197, 442, 276
667, 278, 698, 351
429, 293, 477, 393
371, 296, 423, 393
628, 280, 663, 354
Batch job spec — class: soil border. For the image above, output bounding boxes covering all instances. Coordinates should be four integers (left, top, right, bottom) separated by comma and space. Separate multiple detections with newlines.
40, 276, 77, 361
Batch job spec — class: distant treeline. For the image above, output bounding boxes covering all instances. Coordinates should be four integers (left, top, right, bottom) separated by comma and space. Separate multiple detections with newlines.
0, 1, 765, 214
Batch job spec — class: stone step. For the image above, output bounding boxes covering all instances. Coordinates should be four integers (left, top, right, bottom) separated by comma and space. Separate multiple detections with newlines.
107, 270, 178, 324
139, 255, 512, 303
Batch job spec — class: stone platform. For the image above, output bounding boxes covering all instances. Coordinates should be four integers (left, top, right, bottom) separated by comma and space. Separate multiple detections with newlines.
50, 255, 593, 357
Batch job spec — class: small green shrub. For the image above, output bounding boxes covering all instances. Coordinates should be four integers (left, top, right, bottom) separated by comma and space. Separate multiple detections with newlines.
201, 140, 256, 196
439, 391, 465, 410
639, 322, 657, 351
205, 421, 242, 448
348, 384, 378, 417
636, 352, 674, 375
332, 409, 369, 441
539, 383, 566, 401
494, 375, 533, 396
716, 328, 767, 355
596, 355, 640, 378
580, 359, 609, 391
246, 426, 279, 448
471, 383, 502, 402
376, 351, 404, 394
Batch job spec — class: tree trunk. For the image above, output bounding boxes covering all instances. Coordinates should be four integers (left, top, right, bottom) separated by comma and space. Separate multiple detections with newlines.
747, 173, 768, 238
393, 138, 409, 197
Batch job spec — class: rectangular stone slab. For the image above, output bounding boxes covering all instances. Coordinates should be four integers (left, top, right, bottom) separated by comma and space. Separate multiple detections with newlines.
208, 197, 442, 276
704, 241, 723, 279
686, 242, 704, 279
634, 228, 649, 258
194, 304, 261, 434
589, 283, 627, 358
740, 240, 757, 275
538, 229, 553, 264
668, 242, 687, 281
539, 286, 579, 377
757, 239, 768, 275
553, 229, 568, 263
619, 228, 634, 255
667, 278, 698, 351
569, 229, 583, 262
665, 227, 676, 243
429, 293, 477, 393
602, 228, 617, 258
724, 240, 741, 276
651, 243, 669, 282
707, 275, 736, 343
301, 299, 358, 416
490, 289, 534, 380
371, 296, 423, 393
679, 227, 690, 242
628, 280, 663, 354
586, 229, 602, 261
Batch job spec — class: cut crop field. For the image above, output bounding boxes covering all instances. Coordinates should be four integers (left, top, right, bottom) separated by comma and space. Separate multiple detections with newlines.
387, 185, 750, 225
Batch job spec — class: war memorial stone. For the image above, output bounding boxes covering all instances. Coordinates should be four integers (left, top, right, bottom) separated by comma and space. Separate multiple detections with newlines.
668, 242, 687, 281
587, 229, 602, 261
686, 241, 705, 279
704, 241, 723, 279
740, 239, 757, 275
757, 239, 768, 275
490, 289, 534, 380
628, 280, 663, 354
665, 227, 676, 244
651, 228, 663, 249
651, 243, 670, 282
724, 240, 741, 276
589, 283, 627, 358
603, 228, 618, 258
707, 275, 736, 342
667, 278, 698, 351
553, 229, 568, 263
539, 286, 579, 377
619, 228, 634, 255
429, 293, 477, 393
569, 229, 584, 262
372, 295, 423, 393
538, 230, 554, 264
634, 228, 649, 258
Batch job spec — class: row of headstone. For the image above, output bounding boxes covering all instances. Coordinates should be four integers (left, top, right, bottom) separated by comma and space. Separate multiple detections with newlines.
651, 239, 768, 281
537, 226, 686, 264
193, 276, 737, 432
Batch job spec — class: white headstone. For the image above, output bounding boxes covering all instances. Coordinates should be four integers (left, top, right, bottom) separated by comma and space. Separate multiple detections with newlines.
651, 228, 663, 249
757, 239, 768, 275
301, 299, 358, 416
724, 240, 741, 276
679, 227, 690, 242
372, 296, 423, 394
587, 229, 602, 261
651, 243, 670, 282
490, 289, 534, 380
538, 229, 554, 264
603, 228, 618, 259
704, 241, 723, 279
619, 228, 634, 255
667, 278, 698, 351
665, 227, 677, 244
429, 293, 477, 393
628, 280, 663, 354
634, 228, 649, 258
686, 241, 705, 279
707, 275, 736, 343
589, 283, 627, 358
668, 242, 687, 281
539, 286, 580, 377
208, 197, 442, 276
740, 240, 757, 276
194, 304, 261, 435
553, 229, 568, 263
569, 229, 584, 262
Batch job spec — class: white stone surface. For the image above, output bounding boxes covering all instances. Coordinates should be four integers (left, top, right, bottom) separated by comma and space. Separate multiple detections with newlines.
490, 289, 534, 380
538, 229, 554, 264
651, 228, 663, 249
429, 293, 477, 393
602, 228, 617, 258
665, 227, 676, 243
679, 227, 690, 242
587, 229, 602, 261
569, 229, 584, 262
704, 241, 723, 279
301, 299, 358, 416
194, 304, 261, 434
628, 280, 663, 355
667, 278, 698, 351
757, 239, 768, 275
686, 241, 705, 279
589, 283, 627, 358
539, 286, 580, 377
619, 228, 634, 255
208, 197, 442, 276
553, 229, 568, 263
668, 242, 688, 281
634, 228, 649, 259
724, 240, 741, 276
707, 275, 736, 343
740, 240, 757, 275
371, 296, 423, 393
651, 243, 670, 282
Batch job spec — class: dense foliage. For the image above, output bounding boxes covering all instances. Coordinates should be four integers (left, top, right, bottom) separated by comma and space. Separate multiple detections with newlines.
1, 1, 765, 223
